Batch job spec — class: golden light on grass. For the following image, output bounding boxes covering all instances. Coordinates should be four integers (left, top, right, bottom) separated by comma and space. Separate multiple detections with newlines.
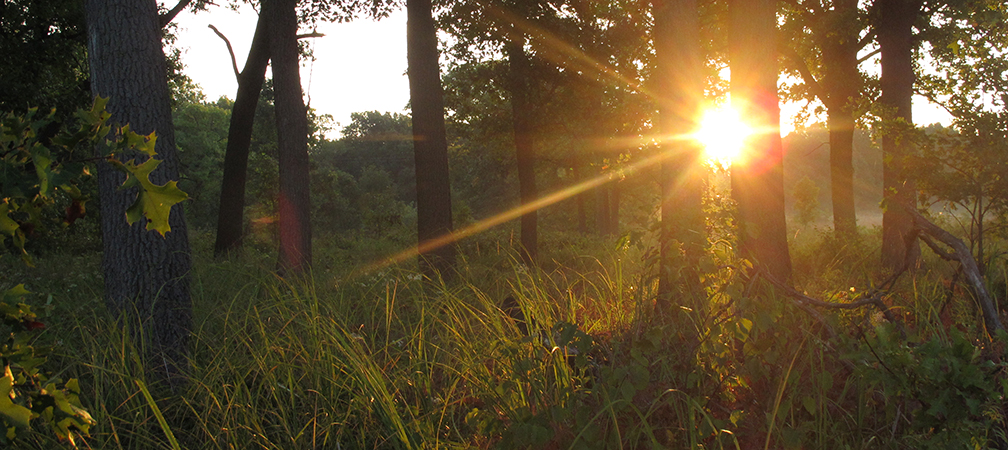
695, 105, 752, 169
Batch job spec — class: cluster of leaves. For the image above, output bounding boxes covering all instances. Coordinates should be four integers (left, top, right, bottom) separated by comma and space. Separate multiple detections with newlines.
1, 98, 187, 445
847, 326, 1008, 447
0, 285, 94, 446
1, 97, 187, 264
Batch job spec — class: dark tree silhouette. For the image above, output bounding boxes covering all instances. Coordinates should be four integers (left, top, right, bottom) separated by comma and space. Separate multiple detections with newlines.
407, 0, 456, 277
83, 0, 192, 385
781, 0, 867, 238
268, 0, 312, 274
653, 0, 706, 306
878, 0, 922, 272
729, 0, 792, 282
507, 40, 539, 265
214, 12, 270, 256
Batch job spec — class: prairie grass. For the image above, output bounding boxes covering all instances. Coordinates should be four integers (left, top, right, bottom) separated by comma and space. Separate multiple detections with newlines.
3, 225, 1006, 449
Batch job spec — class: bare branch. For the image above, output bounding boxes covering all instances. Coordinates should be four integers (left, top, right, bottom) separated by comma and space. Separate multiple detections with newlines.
296, 31, 326, 39
208, 24, 241, 83
781, 46, 827, 102
856, 47, 881, 64
160, 0, 193, 27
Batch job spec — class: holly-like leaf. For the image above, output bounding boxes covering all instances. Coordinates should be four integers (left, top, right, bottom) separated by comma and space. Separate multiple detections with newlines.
115, 158, 187, 236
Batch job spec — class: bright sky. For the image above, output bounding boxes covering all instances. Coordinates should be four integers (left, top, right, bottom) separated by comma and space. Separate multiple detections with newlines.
171, 3, 411, 136
169, 3, 951, 139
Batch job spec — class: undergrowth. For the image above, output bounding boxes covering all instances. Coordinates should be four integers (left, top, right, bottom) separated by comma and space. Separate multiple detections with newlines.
1, 226, 1006, 449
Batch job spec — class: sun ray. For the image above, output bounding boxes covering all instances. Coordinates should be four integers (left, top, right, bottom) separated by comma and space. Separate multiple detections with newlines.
351, 134, 699, 278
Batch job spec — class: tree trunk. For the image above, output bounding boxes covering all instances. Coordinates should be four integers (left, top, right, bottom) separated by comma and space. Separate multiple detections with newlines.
214, 11, 271, 256
827, 110, 856, 236
507, 41, 538, 264
268, 0, 311, 274
819, 0, 860, 238
653, 0, 706, 304
729, 0, 792, 282
878, 0, 921, 272
84, 0, 192, 385
407, 0, 455, 278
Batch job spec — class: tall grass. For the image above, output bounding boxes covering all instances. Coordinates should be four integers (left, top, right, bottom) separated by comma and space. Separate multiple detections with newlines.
4, 226, 1006, 448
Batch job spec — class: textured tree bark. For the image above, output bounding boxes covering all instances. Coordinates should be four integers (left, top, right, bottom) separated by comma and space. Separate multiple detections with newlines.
653, 0, 706, 305
507, 42, 538, 265
729, 0, 792, 282
407, 0, 456, 278
84, 0, 192, 385
268, 0, 312, 274
214, 12, 271, 256
879, 0, 921, 272
819, 0, 860, 238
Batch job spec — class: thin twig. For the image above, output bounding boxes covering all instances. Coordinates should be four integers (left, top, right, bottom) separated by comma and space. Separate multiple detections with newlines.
208, 24, 241, 82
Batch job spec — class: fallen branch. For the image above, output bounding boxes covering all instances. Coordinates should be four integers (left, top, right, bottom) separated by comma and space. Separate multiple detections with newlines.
902, 204, 1004, 334
751, 267, 904, 341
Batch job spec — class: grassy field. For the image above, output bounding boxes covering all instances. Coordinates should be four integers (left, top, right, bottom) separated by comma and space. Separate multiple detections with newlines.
2, 223, 1006, 449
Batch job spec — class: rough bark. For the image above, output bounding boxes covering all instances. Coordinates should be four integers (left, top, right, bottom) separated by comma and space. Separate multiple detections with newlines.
214, 11, 271, 256
879, 0, 921, 272
84, 0, 192, 385
407, 0, 455, 278
268, 0, 312, 274
507, 41, 538, 265
729, 0, 792, 282
653, 0, 706, 305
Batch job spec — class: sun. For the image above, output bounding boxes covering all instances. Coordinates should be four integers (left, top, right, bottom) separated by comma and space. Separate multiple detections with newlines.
695, 105, 752, 168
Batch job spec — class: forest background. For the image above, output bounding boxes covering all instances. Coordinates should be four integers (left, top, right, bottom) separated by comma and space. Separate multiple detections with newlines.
2, 0, 1008, 448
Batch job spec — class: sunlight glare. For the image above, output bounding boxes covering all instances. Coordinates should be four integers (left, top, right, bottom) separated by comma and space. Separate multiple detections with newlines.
695, 106, 752, 168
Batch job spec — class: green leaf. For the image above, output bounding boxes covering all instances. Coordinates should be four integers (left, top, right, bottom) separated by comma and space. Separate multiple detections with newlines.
0, 202, 18, 236
0, 368, 32, 430
802, 395, 817, 416
116, 157, 187, 235
2, 285, 29, 304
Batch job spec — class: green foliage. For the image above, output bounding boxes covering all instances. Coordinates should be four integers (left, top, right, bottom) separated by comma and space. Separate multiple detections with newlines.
0, 285, 94, 446
792, 175, 820, 227
1, 98, 188, 262
0, 98, 190, 446
0, 0, 90, 117
172, 95, 230, 229
847, 326, 1005, 448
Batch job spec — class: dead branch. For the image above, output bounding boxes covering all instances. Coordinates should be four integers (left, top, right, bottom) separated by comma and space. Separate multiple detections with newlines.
751, 267, 903, 340
160, 0, 192, 27
296, 31, 326, 39
902, 204, 1004, 334
208, 24, 241, 82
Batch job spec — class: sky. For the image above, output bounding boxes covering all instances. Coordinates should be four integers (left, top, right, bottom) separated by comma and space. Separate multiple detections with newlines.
171, 3, 411, 137
168, 3, 952, 139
